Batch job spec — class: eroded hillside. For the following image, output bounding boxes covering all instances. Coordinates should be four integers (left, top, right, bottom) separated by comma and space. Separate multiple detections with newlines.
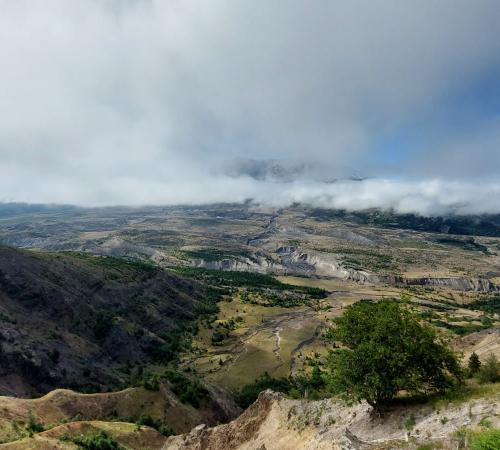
165, 387, 500, 450
0, 246, 216, 396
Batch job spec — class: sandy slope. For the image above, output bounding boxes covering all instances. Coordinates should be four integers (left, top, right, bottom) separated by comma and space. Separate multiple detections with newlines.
164, 387, 500, 450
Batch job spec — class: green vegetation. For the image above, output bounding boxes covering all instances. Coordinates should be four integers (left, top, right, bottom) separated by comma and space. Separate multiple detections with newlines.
478, 354, 500, 384
209, 317, 243, 345
162, 369, 209, 407
468, 352, 482, 376
327, 299, 462, 411
182, 248, 250, 261
137, 285, 227, 365
25, 412, 44, 435
172, 267, 326, 297
173, 266, 285, 287
309, 208, 500, 237
431, 319, 490, 336
174, 267, 326, 313
465, 295, 500, 314
235, 373, 292, 408
234, 367, 327, 409
403, 414, 416, 431
136, 415, 175, 437
240, 289, 315, 308
65, 252, 159, 282
66, 430, 122, 450
435, 237, 488, 253
337, 248, 394, 272
468, 428, 500, 450
416, 444, 442, 450
128, 363, 210, 405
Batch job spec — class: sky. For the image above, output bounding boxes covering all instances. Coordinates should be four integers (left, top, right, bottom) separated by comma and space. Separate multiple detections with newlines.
1, 0, 500, 215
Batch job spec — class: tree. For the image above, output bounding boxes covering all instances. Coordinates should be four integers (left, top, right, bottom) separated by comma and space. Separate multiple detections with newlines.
327, 299, 461, 412
310, 365, 325, 389
468, 352, 481, 376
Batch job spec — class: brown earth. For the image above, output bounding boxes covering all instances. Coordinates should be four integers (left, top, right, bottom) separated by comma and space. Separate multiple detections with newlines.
164, 386, 500, 450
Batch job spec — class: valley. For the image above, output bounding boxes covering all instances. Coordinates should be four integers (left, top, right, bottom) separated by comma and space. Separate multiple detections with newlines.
0, 203, 499, 449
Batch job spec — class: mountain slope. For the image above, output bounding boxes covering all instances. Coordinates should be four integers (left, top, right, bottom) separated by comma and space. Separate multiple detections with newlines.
0, 384, 239, 445
0, 246, 214, 396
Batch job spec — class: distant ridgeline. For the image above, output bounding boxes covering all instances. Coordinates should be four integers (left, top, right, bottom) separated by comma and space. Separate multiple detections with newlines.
0, 203, 82, 219
2, 202, 500, 237
308, 208, 500, 237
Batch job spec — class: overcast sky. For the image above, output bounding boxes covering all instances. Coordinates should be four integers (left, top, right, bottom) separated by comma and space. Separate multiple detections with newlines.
1, 0, 500, 214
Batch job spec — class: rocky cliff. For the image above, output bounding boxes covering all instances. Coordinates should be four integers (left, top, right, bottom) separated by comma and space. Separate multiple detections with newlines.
191, 247, 499, 292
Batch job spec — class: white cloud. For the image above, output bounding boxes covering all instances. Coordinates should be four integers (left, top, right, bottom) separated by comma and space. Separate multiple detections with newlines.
0, 0, 499, 213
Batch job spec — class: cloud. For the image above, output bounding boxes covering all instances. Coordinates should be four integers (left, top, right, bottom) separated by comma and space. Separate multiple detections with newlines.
0, 1, 499, 214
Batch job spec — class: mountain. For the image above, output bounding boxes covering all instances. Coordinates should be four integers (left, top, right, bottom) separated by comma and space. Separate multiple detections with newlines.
0, 246, 214, 397
221, 158, 364, 183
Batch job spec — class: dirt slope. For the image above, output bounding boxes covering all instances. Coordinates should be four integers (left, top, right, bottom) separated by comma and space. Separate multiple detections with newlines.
164, 388, 500, 450
0, 384, 239, 444
0, 421, 166, 449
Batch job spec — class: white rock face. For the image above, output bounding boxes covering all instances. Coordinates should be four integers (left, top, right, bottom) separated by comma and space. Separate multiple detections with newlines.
191, 247, 377, 283
192, 248, 499, 292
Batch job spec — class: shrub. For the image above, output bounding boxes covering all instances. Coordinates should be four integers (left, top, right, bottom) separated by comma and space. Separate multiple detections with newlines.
234, 373, 292, 408
69, 430, 122, 450
142, 375, 160, 391
478, 354, 500, 384
25, 412, 44, 434
135, 415, 175, 436
404, 414, 416, 430
158, 425, 175, 437
136, 414, 160, 429
162, 369, 209, 408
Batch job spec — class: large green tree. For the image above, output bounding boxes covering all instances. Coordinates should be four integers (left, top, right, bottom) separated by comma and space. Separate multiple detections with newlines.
327, 299, 461, 411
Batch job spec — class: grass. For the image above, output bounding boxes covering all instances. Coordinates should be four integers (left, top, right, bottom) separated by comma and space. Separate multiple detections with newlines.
468, 428, 500, 450
185, 294, 323, 390
426, 382, 500, 409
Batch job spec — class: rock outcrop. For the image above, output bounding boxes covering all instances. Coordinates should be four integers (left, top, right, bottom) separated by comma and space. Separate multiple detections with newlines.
192, 248, 500, 292
385, 275, 500, 292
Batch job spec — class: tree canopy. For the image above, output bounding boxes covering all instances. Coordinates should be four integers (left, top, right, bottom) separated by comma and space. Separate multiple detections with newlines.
327, 299, 461, 411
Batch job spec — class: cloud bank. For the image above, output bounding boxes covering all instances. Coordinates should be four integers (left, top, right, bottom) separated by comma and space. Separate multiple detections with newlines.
1, 1, 500, 214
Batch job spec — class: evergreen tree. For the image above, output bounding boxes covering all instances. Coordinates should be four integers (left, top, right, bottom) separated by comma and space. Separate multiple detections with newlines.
468, 352, 481, 375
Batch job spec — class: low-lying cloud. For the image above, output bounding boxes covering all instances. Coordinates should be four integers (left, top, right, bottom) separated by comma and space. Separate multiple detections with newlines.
1, 1, 500, 215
